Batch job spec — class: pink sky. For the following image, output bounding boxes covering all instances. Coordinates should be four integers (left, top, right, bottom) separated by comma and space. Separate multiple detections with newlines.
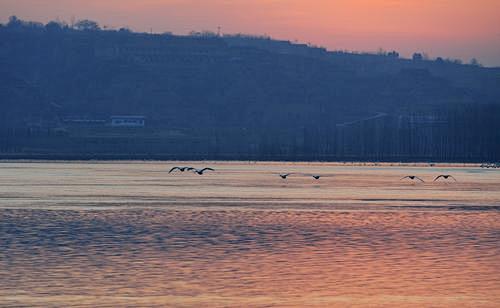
1, 0, 499, 66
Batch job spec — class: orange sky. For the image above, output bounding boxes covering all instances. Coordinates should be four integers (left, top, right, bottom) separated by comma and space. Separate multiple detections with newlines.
1, 0, 499, 66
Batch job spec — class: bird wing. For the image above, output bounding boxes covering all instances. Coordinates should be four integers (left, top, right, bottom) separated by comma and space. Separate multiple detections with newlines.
169, 167, 180, 173
415, 176, 425, 182
201, 168, 215, 172
434, 175, 443, 181
400, 176, 410, 180
449, 175, 457, 181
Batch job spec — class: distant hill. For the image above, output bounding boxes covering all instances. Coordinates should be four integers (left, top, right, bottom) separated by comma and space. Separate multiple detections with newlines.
1, 17, 499, 161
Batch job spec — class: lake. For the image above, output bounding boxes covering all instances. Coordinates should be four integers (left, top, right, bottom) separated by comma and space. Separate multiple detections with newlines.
1, 161, 499, 307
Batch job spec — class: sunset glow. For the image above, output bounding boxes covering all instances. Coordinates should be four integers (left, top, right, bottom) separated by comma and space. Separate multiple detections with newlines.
1, 0, 500, 307
1, 0, 499, 65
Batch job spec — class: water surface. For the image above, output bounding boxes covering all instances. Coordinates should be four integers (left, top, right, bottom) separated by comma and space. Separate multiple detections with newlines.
1, 162, 499, 307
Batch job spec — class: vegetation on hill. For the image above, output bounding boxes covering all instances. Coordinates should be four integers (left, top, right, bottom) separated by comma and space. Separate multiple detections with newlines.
1, 17, 499, 161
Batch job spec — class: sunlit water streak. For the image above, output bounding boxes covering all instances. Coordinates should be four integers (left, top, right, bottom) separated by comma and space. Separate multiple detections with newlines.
0, 161, 499, 307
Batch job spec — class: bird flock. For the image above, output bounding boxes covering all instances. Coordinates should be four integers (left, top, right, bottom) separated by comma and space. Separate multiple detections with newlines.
168, 166, 458, 183
169, 166, 214, 175
278, 173, 326, 180
401, 175, 456, 182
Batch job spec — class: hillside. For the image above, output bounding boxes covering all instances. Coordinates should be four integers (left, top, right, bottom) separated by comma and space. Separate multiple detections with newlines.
1, 18, 499, 161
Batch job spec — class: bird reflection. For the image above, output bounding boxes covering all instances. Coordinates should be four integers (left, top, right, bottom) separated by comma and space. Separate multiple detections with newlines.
434, 175, 457, 181
401, 175, 425, 182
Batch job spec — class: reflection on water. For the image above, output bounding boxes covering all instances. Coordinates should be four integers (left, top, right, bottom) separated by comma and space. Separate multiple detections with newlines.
0, 162, 499, 307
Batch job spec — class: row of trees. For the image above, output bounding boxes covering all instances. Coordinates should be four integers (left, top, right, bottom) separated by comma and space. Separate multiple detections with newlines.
412, 52, 480, 66
1, 104, 498, 161
1, 16, 483, 66
2, 15, 126, 33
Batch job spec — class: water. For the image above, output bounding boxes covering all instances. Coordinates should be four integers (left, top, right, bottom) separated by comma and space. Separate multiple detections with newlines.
1, 161, 499, 307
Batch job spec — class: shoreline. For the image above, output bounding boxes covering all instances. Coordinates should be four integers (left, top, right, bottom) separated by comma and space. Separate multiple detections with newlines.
0, 159, 484, 168
0, 154, 494, 164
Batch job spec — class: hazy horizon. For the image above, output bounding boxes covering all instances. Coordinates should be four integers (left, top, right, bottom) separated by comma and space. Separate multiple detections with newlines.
1, 0, 499, 67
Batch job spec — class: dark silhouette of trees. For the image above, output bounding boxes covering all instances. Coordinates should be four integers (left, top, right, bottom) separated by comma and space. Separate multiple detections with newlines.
387, 51, 399, 58
412, 53, 423, 61
45, 21, 66, 32
6, 16, 43, 30
74, 19, 100, 31
7, 16, 22, 28
469, 58, 481, 67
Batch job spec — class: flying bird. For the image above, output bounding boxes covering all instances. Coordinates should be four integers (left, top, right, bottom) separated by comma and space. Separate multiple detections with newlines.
434, 175, 457, 182
303, 173, 334, 180
169, 166, 194, 173
401, 175, 425, 182
278, 173, 294, 179
192, 168, 215, 175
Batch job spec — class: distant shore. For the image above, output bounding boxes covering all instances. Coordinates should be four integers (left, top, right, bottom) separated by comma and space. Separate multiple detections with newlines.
0, 153, 492, 164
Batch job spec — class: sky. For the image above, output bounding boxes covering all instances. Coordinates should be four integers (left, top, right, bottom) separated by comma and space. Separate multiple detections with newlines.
1, 0, 499, 66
